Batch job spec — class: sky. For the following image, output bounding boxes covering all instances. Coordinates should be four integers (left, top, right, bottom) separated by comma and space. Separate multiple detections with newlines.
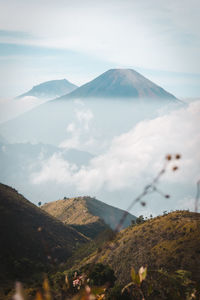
0, 0, 200, 98
0, 0, 199, 216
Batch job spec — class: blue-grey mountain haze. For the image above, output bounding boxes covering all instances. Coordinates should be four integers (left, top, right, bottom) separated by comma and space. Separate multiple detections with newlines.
17, 79, 78, 100
0, 68, 198, 217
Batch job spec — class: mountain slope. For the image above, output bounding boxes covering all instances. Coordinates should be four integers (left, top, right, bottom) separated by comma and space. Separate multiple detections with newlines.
17, 79, 78, 99
90, 211, 200, 286
58, 69, 177, 100
0, 183, 88, 283
42, 196, 136, 238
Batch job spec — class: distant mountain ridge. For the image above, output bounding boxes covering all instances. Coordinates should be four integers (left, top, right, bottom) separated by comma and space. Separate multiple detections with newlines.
42, 196, 136, 238
17, 79, 78, 99
58, 69, 177, 100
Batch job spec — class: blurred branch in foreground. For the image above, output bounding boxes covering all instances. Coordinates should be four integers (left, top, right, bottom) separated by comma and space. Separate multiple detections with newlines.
115, 153, 181, 232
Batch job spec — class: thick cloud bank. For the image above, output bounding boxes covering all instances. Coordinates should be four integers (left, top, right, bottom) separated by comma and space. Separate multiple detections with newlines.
32, 101, 200, 206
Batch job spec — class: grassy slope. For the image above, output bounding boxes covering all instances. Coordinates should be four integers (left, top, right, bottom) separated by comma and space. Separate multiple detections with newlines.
0, 183, 88, 284
42, 196, 136, 239
86, 211, 200, 285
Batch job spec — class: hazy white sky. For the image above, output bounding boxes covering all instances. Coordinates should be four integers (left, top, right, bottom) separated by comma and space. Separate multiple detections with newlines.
0, 0, 200, 97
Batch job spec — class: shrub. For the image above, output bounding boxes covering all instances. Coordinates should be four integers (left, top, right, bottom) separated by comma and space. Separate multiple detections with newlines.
106, 284, 132, 300
83, 263, 116, 287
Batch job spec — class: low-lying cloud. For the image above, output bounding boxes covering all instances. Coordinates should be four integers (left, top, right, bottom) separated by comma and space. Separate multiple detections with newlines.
32, 101, 200, 200
0, 96, 47, 123
59, 100, 107, 153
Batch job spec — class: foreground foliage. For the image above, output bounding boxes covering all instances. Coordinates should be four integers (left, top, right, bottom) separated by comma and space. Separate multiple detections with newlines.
7, 263, 199, 300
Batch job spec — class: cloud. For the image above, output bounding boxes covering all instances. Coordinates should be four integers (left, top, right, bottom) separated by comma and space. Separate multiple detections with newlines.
0, 1, 200, 99
76, 108, 93, 130
0, 96, 48, 123
0, 0, 200, 74
32, 153, 78, 185
0, 29, 34, 43
59, 101, 102, 153
32, 101, 200, 197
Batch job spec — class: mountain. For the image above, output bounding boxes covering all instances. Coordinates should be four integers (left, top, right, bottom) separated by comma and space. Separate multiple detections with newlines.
58, 69, 177, 100
0, 69, 181, 147
17, 79, 78, 99
0, 183, 88, 284
42, 196, 136, 238
89, 211, 200, 289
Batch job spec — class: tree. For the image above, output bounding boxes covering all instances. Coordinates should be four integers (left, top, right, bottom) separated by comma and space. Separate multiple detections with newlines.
131, 219, 136, 226
136, 215, 145, 224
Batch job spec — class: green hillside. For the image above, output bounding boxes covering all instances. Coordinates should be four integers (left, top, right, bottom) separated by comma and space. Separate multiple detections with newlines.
93, 211, 200, 282
83, 210, 200, 299
31, 210, 200, 300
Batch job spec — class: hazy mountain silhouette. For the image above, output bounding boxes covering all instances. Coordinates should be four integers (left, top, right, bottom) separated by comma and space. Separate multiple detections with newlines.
58, 69, 177, 100
17, 79, 78, 99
